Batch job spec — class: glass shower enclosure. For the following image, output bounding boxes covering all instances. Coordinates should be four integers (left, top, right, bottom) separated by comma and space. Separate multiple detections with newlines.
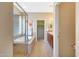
13, 2, 29, 57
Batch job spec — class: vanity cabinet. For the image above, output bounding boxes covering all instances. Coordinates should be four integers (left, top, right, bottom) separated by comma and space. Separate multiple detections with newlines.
47, 32, 53, 48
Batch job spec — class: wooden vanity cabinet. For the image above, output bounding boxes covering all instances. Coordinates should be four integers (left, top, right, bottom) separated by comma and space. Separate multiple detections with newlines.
47, 32, 53, 48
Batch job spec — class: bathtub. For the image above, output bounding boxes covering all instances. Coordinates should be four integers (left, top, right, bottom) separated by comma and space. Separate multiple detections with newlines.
14, 36, 35, 44
13, 36, 36, 56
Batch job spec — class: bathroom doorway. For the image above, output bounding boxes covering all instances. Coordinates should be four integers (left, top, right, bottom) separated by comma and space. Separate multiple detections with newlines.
37, 20, 44, 40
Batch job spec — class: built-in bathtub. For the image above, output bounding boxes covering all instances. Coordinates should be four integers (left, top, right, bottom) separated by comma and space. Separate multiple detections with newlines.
13, 36, 36, 56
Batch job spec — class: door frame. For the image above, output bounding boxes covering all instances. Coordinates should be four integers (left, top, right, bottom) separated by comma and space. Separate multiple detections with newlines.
53, 3, 59, 57
76, 2, 79, 57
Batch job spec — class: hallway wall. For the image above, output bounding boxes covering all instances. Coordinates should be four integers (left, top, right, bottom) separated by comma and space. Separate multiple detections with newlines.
0, 3, 13, 56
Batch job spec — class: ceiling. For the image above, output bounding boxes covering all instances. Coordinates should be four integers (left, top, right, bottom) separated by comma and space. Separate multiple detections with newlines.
14, 3, 26, 15
18, 2, 54, 13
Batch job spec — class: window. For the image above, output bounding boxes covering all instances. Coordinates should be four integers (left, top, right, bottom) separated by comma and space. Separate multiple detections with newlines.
14, 15, 33, 40
19, 16, 25, 36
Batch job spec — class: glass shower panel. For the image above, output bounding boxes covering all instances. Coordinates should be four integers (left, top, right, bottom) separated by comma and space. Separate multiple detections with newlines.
13, 3, 28, 57
13, 15, 26, 57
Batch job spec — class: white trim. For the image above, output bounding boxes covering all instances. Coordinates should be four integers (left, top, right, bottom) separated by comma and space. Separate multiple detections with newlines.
76, 2, 79, 57
53, 3, 60, 57
44, 20, 47, 41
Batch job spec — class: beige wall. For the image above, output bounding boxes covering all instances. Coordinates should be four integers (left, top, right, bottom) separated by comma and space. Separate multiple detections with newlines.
0, 3, 13, 56
28, 13, 53, 32
59, 3, 75, 56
